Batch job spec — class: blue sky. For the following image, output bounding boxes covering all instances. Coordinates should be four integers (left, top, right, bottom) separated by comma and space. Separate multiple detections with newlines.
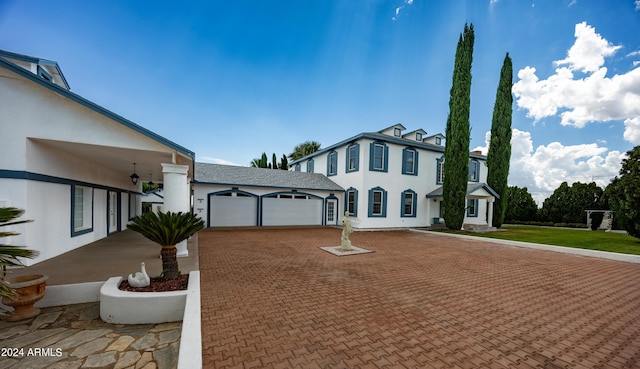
1, 0, 639, 203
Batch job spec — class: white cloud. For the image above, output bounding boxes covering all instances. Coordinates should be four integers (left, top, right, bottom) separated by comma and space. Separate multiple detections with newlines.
636, 0, 640, 11
624, 117, 640, 143
513, 22, 640, 144
554, 22, 621, 73
199, 156, 243, 166
474, 129, 624, 205
392, 0, 414, 20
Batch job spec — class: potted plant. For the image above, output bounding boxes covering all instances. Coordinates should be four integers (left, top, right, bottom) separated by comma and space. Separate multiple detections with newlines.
127, 211, 204, 280
1, 207, 44, 321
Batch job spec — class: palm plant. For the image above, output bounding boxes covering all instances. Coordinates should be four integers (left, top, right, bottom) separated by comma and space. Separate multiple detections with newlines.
1, 207, 38, 299
289, 141, 321, 161
127, 211, 204, 280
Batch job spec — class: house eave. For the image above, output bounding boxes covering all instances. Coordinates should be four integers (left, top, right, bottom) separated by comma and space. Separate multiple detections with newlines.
193, 180, 345, 193
0, 56, 195, 159
290, 131, 488, 165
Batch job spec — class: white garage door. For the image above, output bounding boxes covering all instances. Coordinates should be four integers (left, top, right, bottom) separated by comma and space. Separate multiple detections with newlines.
262, 194, 322, 226
209, 193, 258, 227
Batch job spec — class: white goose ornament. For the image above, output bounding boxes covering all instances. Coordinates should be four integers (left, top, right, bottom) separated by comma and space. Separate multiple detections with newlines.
128, 262, 151, 287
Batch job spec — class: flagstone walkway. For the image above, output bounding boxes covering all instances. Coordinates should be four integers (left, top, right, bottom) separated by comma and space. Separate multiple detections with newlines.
0, 302, 180, 369
199, 228, 640, 369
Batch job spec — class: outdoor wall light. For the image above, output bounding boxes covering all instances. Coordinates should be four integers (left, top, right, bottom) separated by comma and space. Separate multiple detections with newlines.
148, 173, 154, 187
130, 163, 139, 185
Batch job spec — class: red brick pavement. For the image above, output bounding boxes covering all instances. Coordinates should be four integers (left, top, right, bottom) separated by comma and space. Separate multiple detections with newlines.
199, 228, 640, 369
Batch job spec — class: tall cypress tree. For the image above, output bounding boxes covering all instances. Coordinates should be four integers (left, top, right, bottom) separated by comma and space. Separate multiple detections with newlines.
487, 53, 513, 228
443, 23, 474, 230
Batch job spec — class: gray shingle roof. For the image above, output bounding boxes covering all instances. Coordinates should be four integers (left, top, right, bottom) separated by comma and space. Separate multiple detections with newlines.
426, 183, 500, 198
194, 163, 344, 192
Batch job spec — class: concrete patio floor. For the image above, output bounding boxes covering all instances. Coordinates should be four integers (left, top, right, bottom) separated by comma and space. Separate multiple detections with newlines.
199, 228, 640, 369
7, 230, 199, 286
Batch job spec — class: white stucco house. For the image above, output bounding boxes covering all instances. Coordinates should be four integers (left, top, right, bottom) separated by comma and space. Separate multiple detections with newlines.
289, 124, 499, 229
0, 50, 195, 264
193, 163, 344, 227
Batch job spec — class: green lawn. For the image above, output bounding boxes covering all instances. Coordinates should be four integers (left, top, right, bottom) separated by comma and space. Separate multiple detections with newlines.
436, 225, 640, 255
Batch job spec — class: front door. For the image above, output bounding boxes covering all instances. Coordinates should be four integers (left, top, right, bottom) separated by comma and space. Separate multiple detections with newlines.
108, 191, 118, 234
325, 199, 338, 225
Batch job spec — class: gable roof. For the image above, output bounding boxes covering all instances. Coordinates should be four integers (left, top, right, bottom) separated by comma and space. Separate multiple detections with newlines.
0, 50, 194, 158
402, 129, 428, 139
194, 163, 344, 192
290, 128, 485, 165
377, 123, 406, 134
426, 183, 500, 199
0, 49, 70, 89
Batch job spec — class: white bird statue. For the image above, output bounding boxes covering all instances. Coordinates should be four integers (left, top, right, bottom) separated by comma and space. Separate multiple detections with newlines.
128, 262, 150, 287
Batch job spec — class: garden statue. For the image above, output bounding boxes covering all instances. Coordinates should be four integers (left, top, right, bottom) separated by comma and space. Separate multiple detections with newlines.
127, 262, 150, 287
341, 211, 353, 251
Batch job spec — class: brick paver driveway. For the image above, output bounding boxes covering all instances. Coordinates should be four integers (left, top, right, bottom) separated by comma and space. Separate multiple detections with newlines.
199, 228, 640, 369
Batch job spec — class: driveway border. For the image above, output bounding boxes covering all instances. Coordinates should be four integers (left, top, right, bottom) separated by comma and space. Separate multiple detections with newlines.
411, 228, 640, 264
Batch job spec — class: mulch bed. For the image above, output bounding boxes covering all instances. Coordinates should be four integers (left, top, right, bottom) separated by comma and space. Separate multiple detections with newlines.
118, 274, 189, 292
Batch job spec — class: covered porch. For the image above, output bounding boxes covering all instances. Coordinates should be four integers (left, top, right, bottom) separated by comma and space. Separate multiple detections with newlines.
425, 183, 500, 230
4, 229, 199, 286
15, 138, 196, 264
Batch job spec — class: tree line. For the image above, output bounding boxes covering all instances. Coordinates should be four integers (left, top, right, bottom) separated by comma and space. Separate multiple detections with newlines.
504, 145, 640, 238
250, 140, 321, 170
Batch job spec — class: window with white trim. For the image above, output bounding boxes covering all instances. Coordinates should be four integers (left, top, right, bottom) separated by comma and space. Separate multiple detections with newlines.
346, 143, 359, 172
346, 188, 358, 216
469, 159, 480, 182
402, 148, 418, 175
372, 191, 383, 214
72, 185, 93, 236
327, 151, 337, 176
467, 199, 478, 217
368, 187, 387, 217
369, 142, 388, 172
401, 190, 417, 217
307, 159, 314, 173
436, 156, 445, 184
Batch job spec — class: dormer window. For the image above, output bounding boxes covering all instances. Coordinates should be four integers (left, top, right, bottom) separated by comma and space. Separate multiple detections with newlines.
37, 65, 52, 82
416, 132, 423, 141
394, 127, 401, 137
435, 137, 442, 145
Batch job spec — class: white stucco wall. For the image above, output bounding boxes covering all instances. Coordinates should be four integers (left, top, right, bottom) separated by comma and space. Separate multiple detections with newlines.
0, 69, 177, 172
294, 137, 492, 229
0, 61, 187, 264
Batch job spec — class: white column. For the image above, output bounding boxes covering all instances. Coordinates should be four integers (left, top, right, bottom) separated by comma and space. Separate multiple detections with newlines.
487, 199, 494, 228
426, 198, 432, 226
162, 163, 190, 257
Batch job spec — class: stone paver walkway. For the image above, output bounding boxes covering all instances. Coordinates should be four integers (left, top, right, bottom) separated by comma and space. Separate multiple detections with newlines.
0, 302, 181, 369
200, 228, 640, 369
